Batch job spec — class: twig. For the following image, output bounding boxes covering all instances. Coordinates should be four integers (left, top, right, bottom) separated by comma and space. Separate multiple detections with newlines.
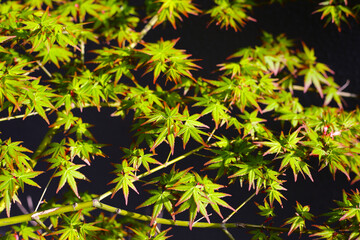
221, 225, 235, 240
165, 149, 172, 163
0, 110, 50, 122
194, 213, 212, 224
129, 14, 159, 49
0, 199, 317, 235
80, 40, 85, 64
34, 168, 59, 212
17, 43, 52, 78
36, 60, 52, 78
206, 127, 217, 143
222, 192, 257, 223
32, 217, 58, 239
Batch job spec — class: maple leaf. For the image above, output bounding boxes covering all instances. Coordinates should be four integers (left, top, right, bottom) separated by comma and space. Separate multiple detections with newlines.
108, 160, 139, 205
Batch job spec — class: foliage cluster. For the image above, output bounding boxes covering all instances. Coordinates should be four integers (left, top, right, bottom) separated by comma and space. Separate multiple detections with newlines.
0, 0, 360, 239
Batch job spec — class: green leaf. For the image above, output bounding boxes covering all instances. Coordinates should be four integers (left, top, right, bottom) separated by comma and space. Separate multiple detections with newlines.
138, 38, 200, 84
108, 160, 139, 205
123, 148, 161, 172
255, 199, 275, 218
284, 202, 314, 235
12, 223, 43, 240
142, 104, 184, 153
0, 170, 20, 217
266, 181, 287, 207
137, 189, 176, 225
314, 2, 356, 31
91, 47, 136, 85
54, 164, 88, 198
14, 170, 43, 190
151, 0, 201, 29
278, 152, 313, 182
198, 98, 230, 129
170, 172, 233, 229
206, 0, 255, 31
67, 138, 105, 165
37, 45, 72, 68
310, 225, 337, 239
51, 211, 104, 240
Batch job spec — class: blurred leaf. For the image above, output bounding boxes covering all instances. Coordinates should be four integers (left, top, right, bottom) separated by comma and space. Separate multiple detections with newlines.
206, 0, 255, 31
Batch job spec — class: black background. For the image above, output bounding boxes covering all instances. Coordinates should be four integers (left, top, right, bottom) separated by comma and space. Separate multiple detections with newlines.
1, 1, 360, 239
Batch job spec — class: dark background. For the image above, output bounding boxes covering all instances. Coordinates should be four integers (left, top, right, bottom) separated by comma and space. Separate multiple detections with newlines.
1, 1, 360, 239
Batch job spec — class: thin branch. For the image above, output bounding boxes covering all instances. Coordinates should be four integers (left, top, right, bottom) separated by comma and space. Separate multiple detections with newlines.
0, 201, 94, 227
36, 60, 52, 78
0, 199, 316, 235
17, 43, 52, 78
129, 14, 159, 49
221, 226, 235, 240
222, 192, 257, 223
206, 127, 217, 143
32, 217, 58, 239
0, 110, 49, 122
80, 40, 85, 64
15, 201, 38, 227
165, 149, 172, 163
194, 213, 212, 224
95, 200, 316, 234
34, 168, 59, 212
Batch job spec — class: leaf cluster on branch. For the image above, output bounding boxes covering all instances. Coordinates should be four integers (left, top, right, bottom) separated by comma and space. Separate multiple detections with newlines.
0, 0, 360, 239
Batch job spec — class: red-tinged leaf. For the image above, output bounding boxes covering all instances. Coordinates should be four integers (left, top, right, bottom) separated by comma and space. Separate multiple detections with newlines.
108, 161, 139, 205
16, 171, 43, 189
208, 192, 234, 218
150, 128, 168, 152
167, 133, 175, 155
287, 217, 304, 235
284, 202, 313, 236
339, 207, 360, 221
34, 104, 50, 124
188, 201, 197, 230
266, 181, 287, 207
54, 164, 88, 198
309, 225, 336, 239
0, 36, 16, 43
180, 110, 209, 148
153, 63, 164, 84
257, 139, 283, 156
201, 101, 229, 129
138, 39, 200, 84
151, 202, 164, 225
137, 190, 176, 225
196, 199, 210, 223
175, 187, 196, 207
125, 148, 161, 172
4, 191, 11, 218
